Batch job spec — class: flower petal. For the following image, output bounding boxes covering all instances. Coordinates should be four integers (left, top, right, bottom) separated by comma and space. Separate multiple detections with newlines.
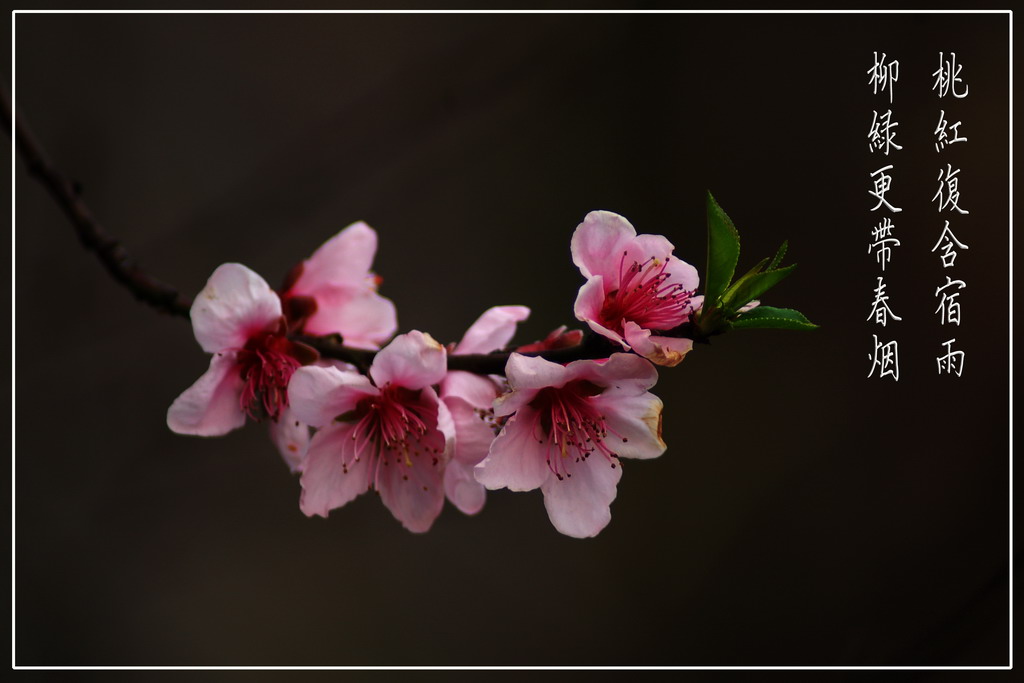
376, 426, 447, 533
268, 406, 310, 472
288, 364, 376, 428
299, 422, 371, 518
564, 352, 659, 395
191, 263, 282, 353
439, 370, 499, 410
570, 211, 637, 285
623, 322, 694, 367
444, 459, 487, 516
574, 276, 627, 348
443, 395, 495, 515
167, 352, 246, 436
444, 395, 498, 467
540, 454, 622, 538
474, 408, 551, 492
292, 221, 379, 293
504, 352, 571, 392
659, 254, 700, 295
591, 392, 666, 460
369, 331, 447, 390
623, 233, 676, 268
455, 305, 531, 355
302, 288, 397, 349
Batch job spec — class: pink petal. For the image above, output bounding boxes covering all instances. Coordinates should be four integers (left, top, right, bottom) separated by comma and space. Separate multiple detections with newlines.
167, 352, 246, 436
436, 395, 456, 451
564, 351, 659, 395
268, 406, 310, 472
442, 394, 495, 515
591, 393, 666, 460
299, 422, 371, 518
301, 288, 398, 349
504, 352, 571, 392
191, 263, 282, 353
623, 233, 676, 270
439, 370, 499, 410
455, 305, 531, 355
376, 427, 447, 533
574, 276, 627, 348
287, 365, 376, 428
570, 211, 637, 285
369, 331, 447, 390
659, 254, 700, 296
444, 459, 487, 516
444, 395, 498, 467
623, 322, 694, 367
474, 408, 551, 492
292, 221, 378, 293
540, 454, 622, 538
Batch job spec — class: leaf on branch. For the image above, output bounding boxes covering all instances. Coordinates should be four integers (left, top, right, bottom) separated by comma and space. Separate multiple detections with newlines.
721, 263, 797, 313
731, 305, 817, 330
704, 191, 741, 306
767, 240, 788, 271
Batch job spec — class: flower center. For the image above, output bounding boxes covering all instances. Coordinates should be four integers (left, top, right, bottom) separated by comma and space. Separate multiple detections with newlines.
528, 380, 622, 480
237, 329, 303, 422
599, 253, 695, 333
341, 385, 444, 490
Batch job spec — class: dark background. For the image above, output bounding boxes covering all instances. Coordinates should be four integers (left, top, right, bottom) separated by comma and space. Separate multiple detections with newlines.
12, 12, 1010, 666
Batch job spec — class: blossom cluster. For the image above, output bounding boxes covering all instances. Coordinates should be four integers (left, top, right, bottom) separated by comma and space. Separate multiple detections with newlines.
167, 213, 705, 537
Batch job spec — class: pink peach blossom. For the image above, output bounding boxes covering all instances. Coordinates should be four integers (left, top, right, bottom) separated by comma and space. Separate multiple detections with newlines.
288, 331, 450, 532
474, 352, 666, 538
439, 305, 530, 515
167, 264, 318, 471
279, 221, 397, 350
571, 211, 701, 367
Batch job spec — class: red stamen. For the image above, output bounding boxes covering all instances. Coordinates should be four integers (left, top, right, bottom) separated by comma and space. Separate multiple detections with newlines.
599, 252, 695, 333
528, 380, 620, 480
237, 326, 304, 421
338, 384, 443, 491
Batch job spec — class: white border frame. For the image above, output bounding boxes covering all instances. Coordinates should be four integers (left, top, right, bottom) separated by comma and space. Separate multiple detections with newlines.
9, 6, 1015, 671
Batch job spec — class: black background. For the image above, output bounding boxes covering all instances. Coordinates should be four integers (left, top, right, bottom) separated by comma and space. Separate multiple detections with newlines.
12, 11, 1010, 667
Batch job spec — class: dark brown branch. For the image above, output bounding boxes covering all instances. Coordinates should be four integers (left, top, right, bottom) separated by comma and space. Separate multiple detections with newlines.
4, 90, 192, 318
297, 331, 622, 376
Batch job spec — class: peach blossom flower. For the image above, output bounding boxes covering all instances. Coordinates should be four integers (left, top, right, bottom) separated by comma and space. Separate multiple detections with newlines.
572, 211, 701, 367
475, 352, 666, 538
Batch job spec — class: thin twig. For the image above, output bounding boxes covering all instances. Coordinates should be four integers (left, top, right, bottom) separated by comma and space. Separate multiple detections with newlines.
4, 90, 192, 317
298, 331, 619, 376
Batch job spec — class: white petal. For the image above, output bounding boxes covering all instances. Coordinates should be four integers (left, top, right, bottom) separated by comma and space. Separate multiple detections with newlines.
268, 406, 310, 472
191, 263, 281, 353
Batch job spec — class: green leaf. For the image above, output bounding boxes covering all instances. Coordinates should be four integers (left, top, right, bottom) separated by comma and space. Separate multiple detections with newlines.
767, 240, 788, 271
721, 263, 797, 312
732, 305, 817, 330
734, 256, 770, 283
704, 191, 741, 305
